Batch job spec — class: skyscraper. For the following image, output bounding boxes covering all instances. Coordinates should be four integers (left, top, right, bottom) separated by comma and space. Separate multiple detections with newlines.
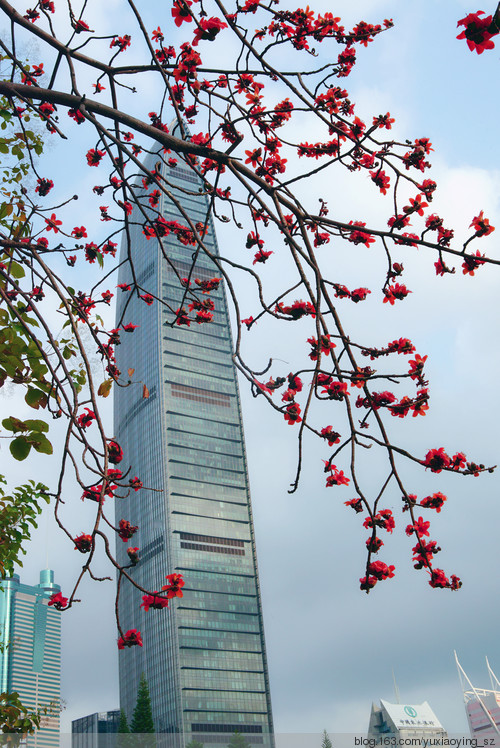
114, 143, 274, 746
0, 570, 61, 747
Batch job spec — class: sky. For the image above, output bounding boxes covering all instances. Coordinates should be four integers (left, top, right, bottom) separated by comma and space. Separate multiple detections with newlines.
2, 0, 500, 739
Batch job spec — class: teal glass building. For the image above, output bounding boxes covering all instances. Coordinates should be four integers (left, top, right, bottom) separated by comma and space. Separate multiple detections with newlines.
114, 145, 274, 746
0, 570, 61, 747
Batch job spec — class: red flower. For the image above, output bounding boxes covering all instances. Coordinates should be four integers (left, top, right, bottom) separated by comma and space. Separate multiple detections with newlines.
162, 573, 185, 598
370, 169, 390, 195
383, 283, 411, 305
74, 533, 93, 552
77, 408, 95, 429
462, 250, 485, 276
86, 148, 105, 166
45, 213, 62, 233
428, 568, 449, 589
118, 519, 138, 542
307, 335, 335, 360
423, 447, 450, 473
141, 593, 169, 611
366, 536, 384, 553
48, 591, 68, 610
284, 403, 301, 425
372, 112, 395, 129
117, 629, 143, 649
72, 226, 87, 239
451, 452, 466, 470
127, 547, 139, 564
457, 11, 496, 54
420, 492, 447, 513
253, 249, 273, 264
110, 34, 132, 52
347, 221, 375, 247
122, 323, 138, 332
324, 463, 350, 487
322, 381, 349, 400
141, 294, 155, 305
320, 426, 341, 446
172, 0, 193, 26
470, 210, 495, 237
367, 560, 395, 580
108, 440, 123, 464
350, 287, 371, 303
345, 498, 363, 513
405, 516, 430, 538
35, 178, 54, 196
192, 16, 227, 45
129, 477, 143, 491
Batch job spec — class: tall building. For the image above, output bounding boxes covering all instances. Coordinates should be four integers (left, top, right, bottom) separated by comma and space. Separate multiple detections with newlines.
72, 709, 120, 748
0, 570, 61, 748
114, 140, 274, 746
456, 653, 500, 739
367, 700, 447, 741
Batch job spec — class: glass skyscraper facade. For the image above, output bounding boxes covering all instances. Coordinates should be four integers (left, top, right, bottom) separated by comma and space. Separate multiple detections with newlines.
114, 144, 274, 746
0, 570, 61, 747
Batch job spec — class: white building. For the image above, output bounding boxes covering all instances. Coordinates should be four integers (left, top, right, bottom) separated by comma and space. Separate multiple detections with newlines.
368, 700, 447, 741
456, 653, 500, 740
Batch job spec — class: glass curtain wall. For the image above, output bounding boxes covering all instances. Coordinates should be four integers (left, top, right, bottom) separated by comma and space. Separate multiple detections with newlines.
114, 139, 274, 748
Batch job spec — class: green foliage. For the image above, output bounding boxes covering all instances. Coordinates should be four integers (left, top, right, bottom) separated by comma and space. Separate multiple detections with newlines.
321, 730, 333, 748
0, 475, 49, 581
130, 674, 155, 734
1, 416, 52, 461
227, 732, 251, 748
0, 690, 41, 734
118, 709, 130, 733
186, 740, 204, 748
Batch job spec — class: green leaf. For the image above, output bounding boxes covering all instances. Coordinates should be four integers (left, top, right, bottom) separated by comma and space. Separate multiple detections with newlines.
62, 345, 75, 360
2, 417, 26, 432
10, 437, 31, 461
31, 436, 53, 455
24, 419, 49, 433
25, 388, 47, 410
9, 261, 25, 279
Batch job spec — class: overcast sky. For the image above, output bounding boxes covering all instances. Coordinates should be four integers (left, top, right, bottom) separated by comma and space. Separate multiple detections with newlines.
3, 0, 500, 739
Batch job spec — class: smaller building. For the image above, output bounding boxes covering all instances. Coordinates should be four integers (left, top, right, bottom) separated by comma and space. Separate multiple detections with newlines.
72, 710, 120, 748
0, 569, 62, 748
456, 654, 500, 739
368, 700, 447, 741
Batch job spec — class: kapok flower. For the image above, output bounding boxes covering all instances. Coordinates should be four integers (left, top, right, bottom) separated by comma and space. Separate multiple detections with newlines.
283, 402, 301, 425
129, 477, 143, 491
118, 519, 138, 542
470, 210, 495, 237
367, 560, 395, 580
127, 547, 139, 565
141, 593, 169, 611
320, 426, 341, 446
420, 492, 447, 513
405, 516, 430, 538
45, 213, 62, 233
74, 533, 93, 552
77, 408, 95, 429
163, 573, 185, 598
457, 11, 497, 54
108, 440, 123, 464
48, 591, 68, 610
324, 462, 350, 487
86, 148, 105, 166
423, 447, 451, 473
117, 629, 143, 649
